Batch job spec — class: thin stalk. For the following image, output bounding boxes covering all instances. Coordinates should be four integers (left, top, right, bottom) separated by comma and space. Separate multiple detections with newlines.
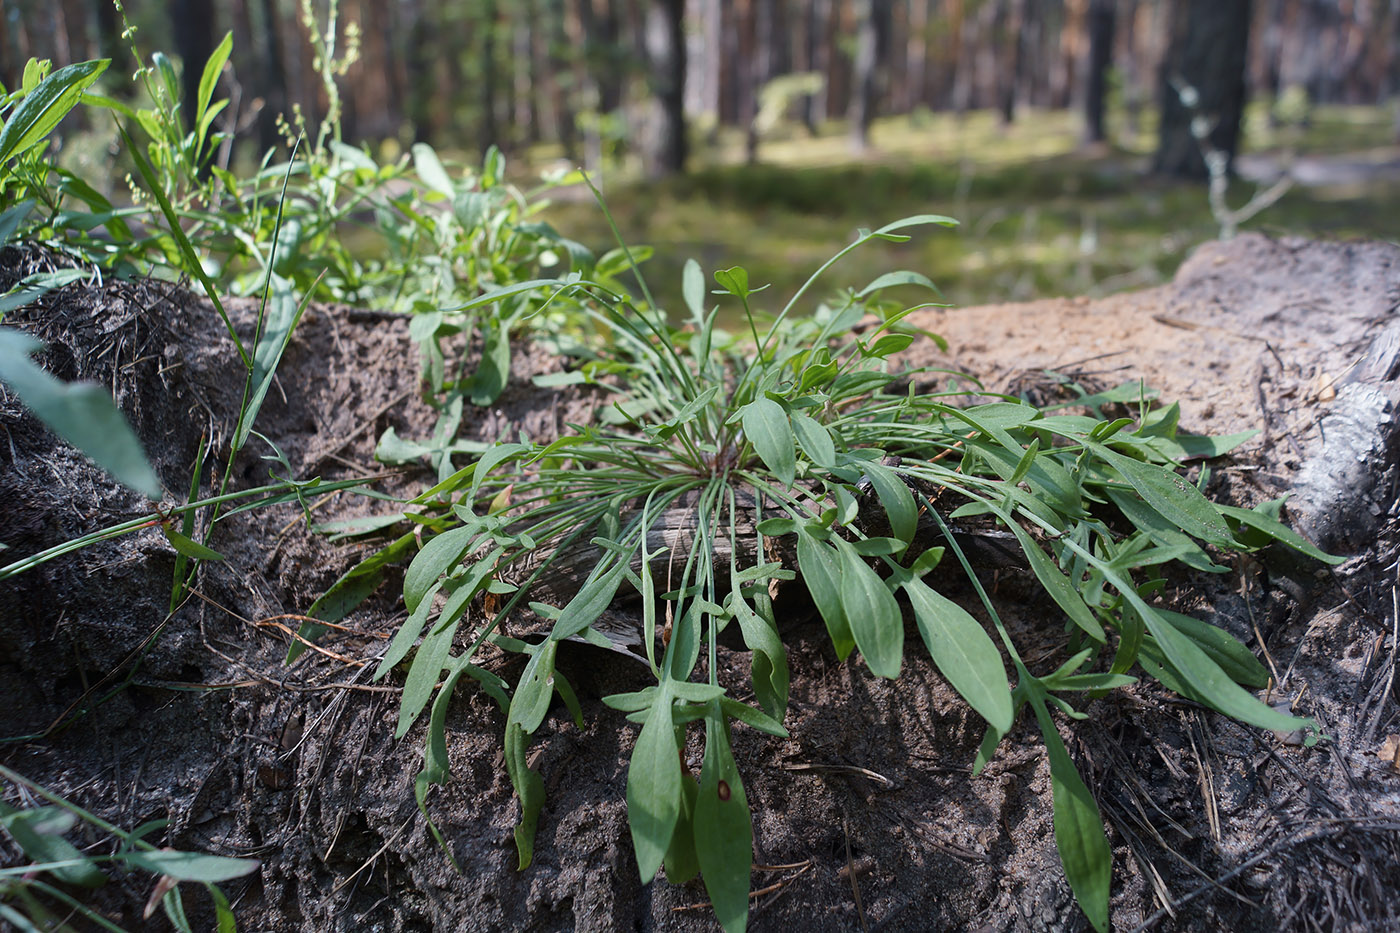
0, 476, 378, 579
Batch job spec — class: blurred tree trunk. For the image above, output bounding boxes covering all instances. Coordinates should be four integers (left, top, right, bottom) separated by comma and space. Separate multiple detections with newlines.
172, 0, 216, 134
406, 0, 437, 144
805, 0, 833, 126
642, 0, 686, 176
1083, 0, 1115, 143
849, 0, 890, 151
480, 0, 500, 155
512, 2, 538, 147
904, 0, 931, 112
92, 0, 123, 63
745, 0, 775, 162
546, 0, 578, 160
1154, 0, 1253, 179
257, 0, 289, 152
998, 0, 1026, 125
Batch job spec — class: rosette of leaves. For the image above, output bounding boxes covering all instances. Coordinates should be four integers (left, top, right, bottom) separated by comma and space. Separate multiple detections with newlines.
360, 216, 1332, 933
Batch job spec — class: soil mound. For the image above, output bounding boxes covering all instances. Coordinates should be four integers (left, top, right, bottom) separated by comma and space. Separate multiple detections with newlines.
2, 234, 1398, 932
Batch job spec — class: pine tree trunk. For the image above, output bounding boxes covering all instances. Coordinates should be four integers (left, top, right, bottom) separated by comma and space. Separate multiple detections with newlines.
1083, 0, 1115, 143
849, 0, 890, 152
172, 0, 216, 136
642, 0, 687, 177
1154, 0, 1253, 179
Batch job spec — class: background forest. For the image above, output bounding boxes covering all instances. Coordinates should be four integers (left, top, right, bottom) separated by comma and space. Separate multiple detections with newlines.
3, 0, 1399, 309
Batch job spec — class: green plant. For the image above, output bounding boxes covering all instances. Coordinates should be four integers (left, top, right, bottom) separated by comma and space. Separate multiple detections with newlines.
341, 208, 1335, 932
0, 764, 257, 932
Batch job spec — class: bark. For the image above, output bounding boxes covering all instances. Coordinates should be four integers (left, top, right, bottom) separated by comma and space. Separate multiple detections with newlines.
806, 0, 833, 126
257, 0, 289, 152
405, 0, 437, 145
547, 0, 578, 160
1154, 0, 1254, 179
1083, 0, 1116, 143
642, 0, 687, 177
849, 0, 891, 151
746, 0, 776, 162
92, 0, 123, 64
512, 2, 538, 146
998, 0, 1027, 125
480, 0, 500, 156
171, 0, 217, 135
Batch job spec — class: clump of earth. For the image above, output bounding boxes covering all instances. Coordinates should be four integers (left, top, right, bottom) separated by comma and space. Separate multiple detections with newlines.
1, 233, 1398, 932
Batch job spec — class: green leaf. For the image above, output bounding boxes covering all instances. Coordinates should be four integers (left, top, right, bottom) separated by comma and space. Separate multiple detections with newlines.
903, 576, 1013, 733
1104, 488, 1227, 573
0, 200, 35, 247
411, 142, 456, 197
194, 33, 232, 146
0, 803, 106, 888
713, 266, 750, 298
1031, 699, 1110, 933
121, 850, 258, 883
861, 460, 917, 544
663, 771, 701, 883
682, 258, 707, 319
871, 214, 960, 237
0, 59, 109, 165
0, 269, 86, 316
504, 722, 545, 869
999, 519, 1106, 641
468, 442, 527, 506
395, 610, 461, 738
1091, 444, 1234, 548
161, 526, 224, 561
552, 558, 625, 639
1217, 502, 1343, 565
790, 411, 835, 469
741, 397, 795, 487
834, 539, 903, 679
864, 333, 915, 357
1156, 610, 1270, 688
468, 321, 512, 406
1055, 533, 1307, 733
855, 269, 942, 298
797, 527, 854, 659
729, 597, 789, 721
234, 284, 313, 451
0, 328, 161, 498
403, 522, 482, 614
507, 639, 559, 734
627, 690, 682, 882
693, 712, 752, 933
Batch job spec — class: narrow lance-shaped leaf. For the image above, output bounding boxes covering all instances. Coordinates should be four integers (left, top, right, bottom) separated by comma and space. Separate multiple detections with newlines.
861, 460, 917, 544
796, 527, 855, 659
1090, 443, 1234, 548
1030, 698, 1111, 933
627, 688, 682, 883
693, 709, 752, 933
0, 59, 109, 165
903, 575, 1013, 733
834, 538, 903, 679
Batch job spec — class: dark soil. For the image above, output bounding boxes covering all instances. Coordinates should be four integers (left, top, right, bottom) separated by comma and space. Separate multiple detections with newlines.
2, 234, 1399, 932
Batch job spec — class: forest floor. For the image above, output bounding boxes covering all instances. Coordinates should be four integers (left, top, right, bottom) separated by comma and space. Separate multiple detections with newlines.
3, 231, 1400, 931
540, 106, 1400, 318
